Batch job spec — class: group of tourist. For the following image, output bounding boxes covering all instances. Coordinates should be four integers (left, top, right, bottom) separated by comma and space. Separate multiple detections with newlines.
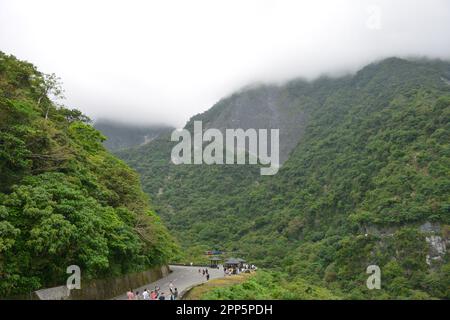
244, 264, 257, 270
198, 267, 210, 281
125, 263, 254, 300
224, 263, 256, 275
126, 281, 178, 300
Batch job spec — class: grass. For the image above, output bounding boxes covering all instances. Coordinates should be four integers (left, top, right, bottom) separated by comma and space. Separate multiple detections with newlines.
182, 273, 254, 300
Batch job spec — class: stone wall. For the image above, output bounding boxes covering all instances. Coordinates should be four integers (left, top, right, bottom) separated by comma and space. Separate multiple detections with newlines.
32, 265, 170, 300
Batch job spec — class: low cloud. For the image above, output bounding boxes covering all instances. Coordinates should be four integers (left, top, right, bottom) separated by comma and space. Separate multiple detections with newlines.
1, 0, 449, 127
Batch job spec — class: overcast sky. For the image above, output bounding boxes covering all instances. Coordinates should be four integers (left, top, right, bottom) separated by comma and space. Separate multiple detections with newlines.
1, 0, 450, 127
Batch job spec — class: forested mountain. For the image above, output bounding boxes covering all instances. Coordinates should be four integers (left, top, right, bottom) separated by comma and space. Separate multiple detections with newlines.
117, 57, 450, 299
94, 119, 173, 151
0, 52, 178, 297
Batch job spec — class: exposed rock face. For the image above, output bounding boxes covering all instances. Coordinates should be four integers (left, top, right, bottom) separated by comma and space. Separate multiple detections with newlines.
420, 222, 448, 266
364, 225, 397, 237
420, 222, 441, 233
364, 222, 448, 267
426, 235, 446, 261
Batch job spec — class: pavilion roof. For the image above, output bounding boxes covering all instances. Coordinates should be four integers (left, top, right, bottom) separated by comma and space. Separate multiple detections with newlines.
224, 258, 241, 264
210, 257, 221, 261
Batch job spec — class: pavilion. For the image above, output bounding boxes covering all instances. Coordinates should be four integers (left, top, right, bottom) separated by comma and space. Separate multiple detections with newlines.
209, 256, 221, 268
224, 258, 246, 274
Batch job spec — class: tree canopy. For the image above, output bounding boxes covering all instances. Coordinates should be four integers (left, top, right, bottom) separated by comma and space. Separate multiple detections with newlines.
0, 52, 179, 297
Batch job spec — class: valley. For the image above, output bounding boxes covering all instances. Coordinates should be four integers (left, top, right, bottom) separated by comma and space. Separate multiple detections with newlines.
111, 57, 450, 299
1, 0, 450, 304
1, 52, 449, 300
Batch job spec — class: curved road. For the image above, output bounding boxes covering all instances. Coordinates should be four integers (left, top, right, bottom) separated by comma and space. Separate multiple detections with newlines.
114, 265, 224, 300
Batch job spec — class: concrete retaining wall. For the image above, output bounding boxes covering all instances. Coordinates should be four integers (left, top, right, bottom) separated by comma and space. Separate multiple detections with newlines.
32, 265, 170, 300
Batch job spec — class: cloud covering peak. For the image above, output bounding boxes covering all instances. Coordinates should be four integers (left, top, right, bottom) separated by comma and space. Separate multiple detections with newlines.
1, 0, 449, 127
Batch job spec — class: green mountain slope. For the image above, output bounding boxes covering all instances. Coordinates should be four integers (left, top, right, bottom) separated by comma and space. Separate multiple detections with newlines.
0, 52, 178, 297
117, 134, 261, 250
117, 57, 450, 299
236, 58, 450, 299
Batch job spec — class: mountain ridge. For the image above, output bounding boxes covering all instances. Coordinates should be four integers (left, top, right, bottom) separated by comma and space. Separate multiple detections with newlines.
117, 56, 450, 299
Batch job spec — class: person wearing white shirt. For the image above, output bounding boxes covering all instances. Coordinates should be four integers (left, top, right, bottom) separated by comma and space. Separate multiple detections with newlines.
142, 289, 150, 300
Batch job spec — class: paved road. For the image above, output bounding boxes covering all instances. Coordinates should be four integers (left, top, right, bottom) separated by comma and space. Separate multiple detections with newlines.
114, 265, 224, 300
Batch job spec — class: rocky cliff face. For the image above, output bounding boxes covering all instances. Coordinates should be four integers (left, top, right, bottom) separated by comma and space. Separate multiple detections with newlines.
186, 84, 309, 163
421, 222, 449, 266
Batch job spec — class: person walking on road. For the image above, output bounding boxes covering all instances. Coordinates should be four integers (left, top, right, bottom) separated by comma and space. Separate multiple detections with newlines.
127, 288, 135, 300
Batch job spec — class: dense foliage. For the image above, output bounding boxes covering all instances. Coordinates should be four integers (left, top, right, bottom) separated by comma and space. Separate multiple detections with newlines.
0, 52, 178, 297
118, 136, 261, 252
117, 58, 450, 299
200, 271, 339, 300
